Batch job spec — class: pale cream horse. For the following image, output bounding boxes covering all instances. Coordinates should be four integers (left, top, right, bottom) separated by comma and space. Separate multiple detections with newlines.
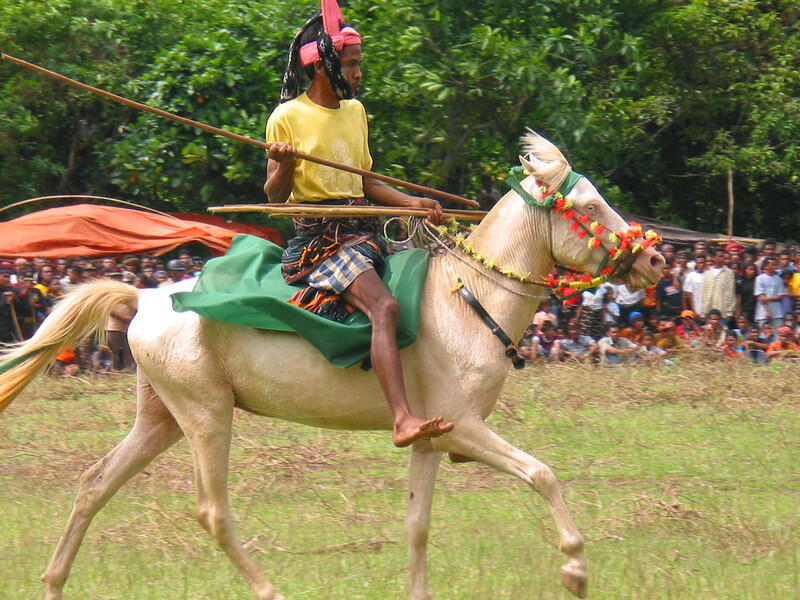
0, 132, 663, 600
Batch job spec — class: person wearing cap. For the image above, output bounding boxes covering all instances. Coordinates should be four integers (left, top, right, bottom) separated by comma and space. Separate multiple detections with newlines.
159, 259, 187, 288
263, 0, 451, 448
676, 309, 701, 346
620, 311, 647, 344
725, 243, 744, 268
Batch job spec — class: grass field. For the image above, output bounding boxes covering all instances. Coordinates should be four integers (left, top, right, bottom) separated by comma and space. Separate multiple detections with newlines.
1, 359, 798, 600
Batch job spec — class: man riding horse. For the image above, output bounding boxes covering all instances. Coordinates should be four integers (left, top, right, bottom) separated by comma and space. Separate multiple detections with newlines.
263, 0, 453, 447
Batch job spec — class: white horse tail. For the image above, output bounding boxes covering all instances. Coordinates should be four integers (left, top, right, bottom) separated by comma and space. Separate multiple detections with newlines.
0, 280, 140, 414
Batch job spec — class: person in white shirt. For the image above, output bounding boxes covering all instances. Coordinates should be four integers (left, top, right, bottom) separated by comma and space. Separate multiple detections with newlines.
610, 282, 644, 327
754, 257, 786, 330
59, 265, 85, 294
682, 254, 706, 316
602, 287, 621, 324
598, 323, 640, 365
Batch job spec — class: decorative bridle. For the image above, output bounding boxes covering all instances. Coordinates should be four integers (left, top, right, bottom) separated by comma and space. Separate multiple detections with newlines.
435, 163, 662, 369
418, 159, 661, 369
443, 165, 662, 294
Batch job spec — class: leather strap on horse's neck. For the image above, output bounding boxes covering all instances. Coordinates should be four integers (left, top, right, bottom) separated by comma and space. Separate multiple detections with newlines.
452, 279, 526, 370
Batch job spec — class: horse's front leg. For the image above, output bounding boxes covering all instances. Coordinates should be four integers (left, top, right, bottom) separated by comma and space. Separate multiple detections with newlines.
433, 418, 588, 599
406, 440, 443, 600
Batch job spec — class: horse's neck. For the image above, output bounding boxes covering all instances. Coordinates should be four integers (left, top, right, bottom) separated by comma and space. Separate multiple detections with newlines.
435, 191, 554, 341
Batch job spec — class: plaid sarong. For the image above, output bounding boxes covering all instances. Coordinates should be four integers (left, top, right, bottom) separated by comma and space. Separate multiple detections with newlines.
281, 198, 389, 322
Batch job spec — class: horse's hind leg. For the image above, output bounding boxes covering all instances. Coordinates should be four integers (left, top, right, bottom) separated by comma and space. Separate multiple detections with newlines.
41, 374, 183, 600
170, 389, 283, 600
434, 419, 588, 599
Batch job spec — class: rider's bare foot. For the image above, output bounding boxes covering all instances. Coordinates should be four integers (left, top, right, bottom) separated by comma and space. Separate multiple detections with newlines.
393, 416, 454, 448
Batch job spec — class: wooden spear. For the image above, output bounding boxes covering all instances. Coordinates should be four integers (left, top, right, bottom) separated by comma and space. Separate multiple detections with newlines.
1, 53, 480, 209
5, 295, 24, 342
208, 203, 487, 220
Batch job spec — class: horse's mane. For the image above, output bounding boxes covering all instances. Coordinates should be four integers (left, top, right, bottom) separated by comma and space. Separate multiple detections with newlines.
520, 130, 573, 193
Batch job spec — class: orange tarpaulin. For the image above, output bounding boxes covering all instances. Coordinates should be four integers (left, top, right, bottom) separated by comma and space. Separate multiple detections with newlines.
0, 204, 283, 258
169, 212, 284, 244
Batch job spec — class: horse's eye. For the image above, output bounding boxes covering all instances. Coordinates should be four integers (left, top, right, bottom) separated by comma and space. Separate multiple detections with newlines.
586, 204, 597, 212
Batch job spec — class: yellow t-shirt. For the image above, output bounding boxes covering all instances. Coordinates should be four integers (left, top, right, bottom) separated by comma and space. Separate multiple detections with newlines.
789, 272, 800, 296
265, 93, 373, 203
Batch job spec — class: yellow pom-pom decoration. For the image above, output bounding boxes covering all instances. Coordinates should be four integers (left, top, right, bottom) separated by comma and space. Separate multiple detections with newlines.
608, 232, 619, 243
450, 281, 464, 293
632, 243, 643, 254
645, 230, 662, 244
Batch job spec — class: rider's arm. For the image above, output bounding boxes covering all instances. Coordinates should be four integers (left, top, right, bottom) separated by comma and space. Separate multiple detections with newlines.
263, 143, 297, 203
363, 176, 443, 223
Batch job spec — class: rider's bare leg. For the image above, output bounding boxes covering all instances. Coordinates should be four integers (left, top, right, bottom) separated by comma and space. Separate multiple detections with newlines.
342, 268, 454, 447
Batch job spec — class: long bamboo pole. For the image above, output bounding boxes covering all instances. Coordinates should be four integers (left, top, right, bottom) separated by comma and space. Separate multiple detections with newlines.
2, 53, 480, 209
208, 203, 487, 220
6, 299, 24, 342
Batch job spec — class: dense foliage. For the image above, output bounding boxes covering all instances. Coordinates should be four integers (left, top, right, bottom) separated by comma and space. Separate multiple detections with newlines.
1, 0, 798, 239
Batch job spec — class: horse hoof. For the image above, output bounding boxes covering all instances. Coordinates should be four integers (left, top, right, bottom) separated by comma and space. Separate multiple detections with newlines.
561, 563, 588, 598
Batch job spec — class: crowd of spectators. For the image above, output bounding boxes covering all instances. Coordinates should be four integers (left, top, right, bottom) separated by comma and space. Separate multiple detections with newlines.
0, 250, 206, 375
2, 238, 799, 376
519, 238, 800, 366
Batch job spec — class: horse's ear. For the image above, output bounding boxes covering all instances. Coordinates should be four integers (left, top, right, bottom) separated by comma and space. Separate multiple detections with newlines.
519, 154, 539, 175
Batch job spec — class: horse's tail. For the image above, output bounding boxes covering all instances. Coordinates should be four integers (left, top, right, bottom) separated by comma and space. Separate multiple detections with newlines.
0, 280, 140, 414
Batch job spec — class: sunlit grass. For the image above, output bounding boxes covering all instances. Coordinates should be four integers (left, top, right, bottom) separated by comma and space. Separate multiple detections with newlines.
1, 360, 798, 599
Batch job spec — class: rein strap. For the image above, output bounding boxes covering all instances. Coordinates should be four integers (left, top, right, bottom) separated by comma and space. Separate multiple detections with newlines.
452, 279, 526, 370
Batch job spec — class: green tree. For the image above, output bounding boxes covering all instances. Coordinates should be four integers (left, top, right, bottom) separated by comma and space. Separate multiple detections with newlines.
1, 0, 797, 240
630, 0, 800, 237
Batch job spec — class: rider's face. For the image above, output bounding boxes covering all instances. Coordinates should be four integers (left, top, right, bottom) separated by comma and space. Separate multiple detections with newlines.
339, 45, 363, 95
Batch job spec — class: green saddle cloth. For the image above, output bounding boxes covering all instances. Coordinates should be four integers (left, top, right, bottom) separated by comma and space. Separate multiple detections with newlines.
171, 234, 430, 369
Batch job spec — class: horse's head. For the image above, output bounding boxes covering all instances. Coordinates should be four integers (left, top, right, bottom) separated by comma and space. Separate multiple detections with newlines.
517, 131, 664, 290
